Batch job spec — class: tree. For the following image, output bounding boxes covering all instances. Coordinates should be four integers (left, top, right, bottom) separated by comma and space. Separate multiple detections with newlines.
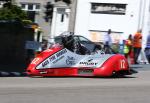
0, 2, 27, 20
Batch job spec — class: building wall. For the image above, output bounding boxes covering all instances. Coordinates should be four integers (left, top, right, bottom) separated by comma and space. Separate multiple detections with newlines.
15, 0, 55, 40
68, 0, 77, 32
0, 1, 5, 8
50, 1, 70, 38
74, 0, 150, 47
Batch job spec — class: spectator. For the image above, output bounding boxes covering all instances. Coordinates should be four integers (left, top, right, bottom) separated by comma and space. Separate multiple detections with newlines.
133, 29, 142, 64
124, 34, 133, 63
144, 34, 150, 63
103, 29, 113, 53
145, 47, 150, 63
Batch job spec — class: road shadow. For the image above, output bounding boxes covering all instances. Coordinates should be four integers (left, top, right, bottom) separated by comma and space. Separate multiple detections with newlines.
24, 75, 137, 79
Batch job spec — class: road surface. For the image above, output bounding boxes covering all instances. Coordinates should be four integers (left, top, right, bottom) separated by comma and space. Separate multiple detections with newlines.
0, 65, 150, 103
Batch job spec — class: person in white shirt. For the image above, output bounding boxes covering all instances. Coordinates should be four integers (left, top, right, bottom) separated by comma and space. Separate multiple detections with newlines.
103, 29, 113, 53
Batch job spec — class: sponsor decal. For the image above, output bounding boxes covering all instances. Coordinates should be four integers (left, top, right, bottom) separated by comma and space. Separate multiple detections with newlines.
49, 49, 67, 61
49, 49, 67, 62
31, 58, 40, 64
66, 56, 76, 65
52, 55, 64, 64
88, 59, 93, 62
41, 49, 67, 67
79, 62, 98, 66
79, 59, 98, 66
49, 55, 56, 62
42, 60, 49, 67
56, 49, 67, 57
51, 49, 67, 64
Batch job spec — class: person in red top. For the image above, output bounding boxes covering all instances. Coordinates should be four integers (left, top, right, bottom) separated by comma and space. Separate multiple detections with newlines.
133, 29, 142, 64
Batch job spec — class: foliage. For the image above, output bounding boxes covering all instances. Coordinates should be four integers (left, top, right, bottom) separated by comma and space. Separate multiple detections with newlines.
0, 2, 27, 20
22, 20, 33, 25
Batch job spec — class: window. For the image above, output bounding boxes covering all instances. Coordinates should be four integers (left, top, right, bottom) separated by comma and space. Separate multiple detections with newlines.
20, 3, 41, 11
91, 3, 127, 15
78, 36, 90, 42
35, 4, 40, 10
57, 8, 65, 14
28, 4, 33, 10
21, 4, 26, 9
61, 14, 64, 22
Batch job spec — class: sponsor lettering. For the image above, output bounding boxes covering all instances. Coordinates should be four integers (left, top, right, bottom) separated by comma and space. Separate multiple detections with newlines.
53, 55, 64, 64
31, 58, 40, 64
51, 49, 67, 64
49, 49, 67, 62
56, 49, 67, 57
42, 60, 49, 67
79, 62, 98, 66
39, 49, 67, 67
49, 55, 56, 62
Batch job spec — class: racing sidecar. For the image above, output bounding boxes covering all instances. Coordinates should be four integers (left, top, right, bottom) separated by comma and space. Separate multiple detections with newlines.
26, 32, 137, 77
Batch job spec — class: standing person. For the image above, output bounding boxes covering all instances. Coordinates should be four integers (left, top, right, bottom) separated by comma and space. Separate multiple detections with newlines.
103, 29, 113, 53
133, 30, 142, 64
124, 34, 133, 63
144, 34, 150, 63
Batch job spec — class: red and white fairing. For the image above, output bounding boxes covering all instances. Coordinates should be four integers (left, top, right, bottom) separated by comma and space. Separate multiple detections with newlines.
26, 45, 134, 77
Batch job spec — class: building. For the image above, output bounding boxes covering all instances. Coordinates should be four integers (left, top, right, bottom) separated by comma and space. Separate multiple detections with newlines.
73, 0, 150, 48
14, 0, 150, 49
0, 1, 5, 8
15, 0, 72, 40
15, 0, 55, 40
5, 0, 72, 40
50, 1, 70, 37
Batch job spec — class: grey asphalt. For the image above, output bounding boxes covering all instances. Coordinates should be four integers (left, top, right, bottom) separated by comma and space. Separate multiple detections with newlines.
0, 65, 150, 103
131, 64, 150, 71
